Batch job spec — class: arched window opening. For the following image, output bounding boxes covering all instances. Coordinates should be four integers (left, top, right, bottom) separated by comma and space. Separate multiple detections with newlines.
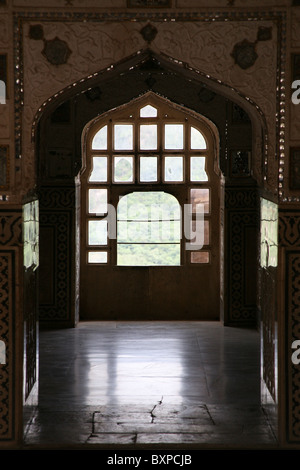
82, 95, 214, 269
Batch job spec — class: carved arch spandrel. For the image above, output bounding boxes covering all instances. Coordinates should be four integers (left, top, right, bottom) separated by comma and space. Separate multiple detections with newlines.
32, 50, 266, 190
19, 16, 280, 197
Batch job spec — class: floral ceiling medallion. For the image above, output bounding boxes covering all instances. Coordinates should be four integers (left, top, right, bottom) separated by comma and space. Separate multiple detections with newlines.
42, 37, 71, 66
140, 23, 158, 44
231, 39, 258, 70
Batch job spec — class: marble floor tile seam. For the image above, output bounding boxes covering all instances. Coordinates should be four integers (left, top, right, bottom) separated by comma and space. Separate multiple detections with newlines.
91, 423, 276, 436
23, 428, 278, 446
30, 411, 272, 425
37, 398, 264, 409
85, 432, 277, 446
28, 403, 270, 415
24, 421, 275, 436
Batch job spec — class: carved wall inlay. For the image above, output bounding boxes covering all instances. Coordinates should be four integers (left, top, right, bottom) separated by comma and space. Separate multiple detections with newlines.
28, 24, 44, 41
225, 187, 258, 324
279, 210, 300, 441
231, 27, 273, 70
140, 23, 158, 43
231, 39, 258, 70
286, 250, 300, 441
0, 146, 9, 188
39, 187, 75, 324
279, 213, 300, 247
0, 213, 22, 246
257, 26, 272, 41
0, 253, 12, 439
0, 210, 22, 441
290, 148, 300, 190
42, 37, 71, 66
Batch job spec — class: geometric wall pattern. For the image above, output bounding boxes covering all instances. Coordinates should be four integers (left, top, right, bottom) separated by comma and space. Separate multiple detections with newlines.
39, 186, 75, 326
279, 210, 300, 442
225, 186, 259, 325
0, 210, 22, 441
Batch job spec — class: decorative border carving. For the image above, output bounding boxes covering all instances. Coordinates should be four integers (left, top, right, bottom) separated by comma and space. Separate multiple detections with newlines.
0, 146, 9, 189
0, 210, 21, 441
279, 210, 300, 442
39, 211, 72, 322
279, 212, 300, 247
286, 251, 300, 441
0, 252, 12, 439
225, 187, 258, 324
290, 148, 300, 191
39, 187, 75, 323
127, 0, 171, 7
0, 211, 22, 247
225, 186, 258, 209
226, 211, 258, 323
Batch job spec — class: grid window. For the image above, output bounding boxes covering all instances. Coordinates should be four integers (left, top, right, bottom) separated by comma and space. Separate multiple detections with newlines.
84, 98, 212, 265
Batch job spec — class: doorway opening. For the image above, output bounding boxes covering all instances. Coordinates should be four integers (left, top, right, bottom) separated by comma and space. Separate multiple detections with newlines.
29, 50, 273, 447
79, 92, 222, 321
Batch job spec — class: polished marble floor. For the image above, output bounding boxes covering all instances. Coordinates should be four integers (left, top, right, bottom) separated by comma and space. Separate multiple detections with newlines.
23, 321, 278, 450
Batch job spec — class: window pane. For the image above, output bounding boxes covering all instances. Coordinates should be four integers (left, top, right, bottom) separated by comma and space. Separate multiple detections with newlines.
117, 244, 181, 266
88, 189, 107, 214
140, 124, 157, 150
190, 157, 208, 182
190, 188, 210, 213
191, 219, 209, 246
114, 124, 133, 150
118, 220, 181, 243
191, 251, 210, 263
89, 156, 108, 182
117, 191, 181, 221
92, 126, 107, 150
88, 220, 107, 245
88, 251, 107, 264
140, 156, 158, 182
113, 156, 134, 183
165, 124, 184, 150
191, 126, 206, 149
140, 105, 157, 117
164, 156, 184, 182
117, 191, 181, 266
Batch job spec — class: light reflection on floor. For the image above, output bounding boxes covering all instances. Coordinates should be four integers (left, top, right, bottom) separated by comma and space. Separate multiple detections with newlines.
23, 321, 278, 449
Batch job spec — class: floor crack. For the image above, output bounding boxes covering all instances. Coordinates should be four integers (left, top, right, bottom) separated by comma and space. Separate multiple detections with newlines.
150, 405, 157, 423
150, 396, 164, 423
204, 404, 215, 425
